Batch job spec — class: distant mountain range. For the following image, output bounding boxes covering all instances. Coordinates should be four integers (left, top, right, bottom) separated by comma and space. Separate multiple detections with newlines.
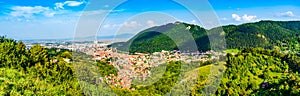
22, 33, 135, 42
111, 20, 300, 53
73, 33, 134, 41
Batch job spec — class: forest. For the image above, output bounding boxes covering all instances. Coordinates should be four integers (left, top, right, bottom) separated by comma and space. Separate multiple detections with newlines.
112, 21, 300, 54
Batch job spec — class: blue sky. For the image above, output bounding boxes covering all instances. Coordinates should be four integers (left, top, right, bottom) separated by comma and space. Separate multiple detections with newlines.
0, 0, 299, 40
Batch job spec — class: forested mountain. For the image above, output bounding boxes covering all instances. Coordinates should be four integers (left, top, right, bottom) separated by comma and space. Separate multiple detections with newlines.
224, 21, 300, 50
112, 21, 300, 53
112, 22, 209, 53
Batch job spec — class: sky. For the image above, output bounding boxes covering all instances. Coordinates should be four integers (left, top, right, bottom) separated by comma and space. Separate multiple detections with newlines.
0, 0, 299, 40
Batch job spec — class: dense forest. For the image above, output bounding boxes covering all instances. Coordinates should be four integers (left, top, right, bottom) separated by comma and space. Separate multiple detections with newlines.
112, 21, 300, 53
217, 48, 300, 95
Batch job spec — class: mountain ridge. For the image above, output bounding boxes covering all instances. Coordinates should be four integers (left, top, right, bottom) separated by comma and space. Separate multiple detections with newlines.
111, 20, 300, 53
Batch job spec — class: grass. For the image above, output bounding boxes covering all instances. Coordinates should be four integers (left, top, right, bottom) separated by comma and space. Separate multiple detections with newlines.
225, 49, 240, 55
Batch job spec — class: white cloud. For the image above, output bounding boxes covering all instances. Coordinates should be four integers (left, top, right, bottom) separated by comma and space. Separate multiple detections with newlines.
221, 18, 228, 21
147, 20, 156, 26
112, 24, 120, 27
242, 14, 257, 21
54, 3, 64, 9
232, 14, 257, 22
191, 20, 196, 24
7, 1, 87, 19
232, 14, 241, 21
123, 21, 141, 27
10, 6, 56, 18
277, 11, 295, 17
55, 1, 86, 9
81, 10, 106, 16
80, 9, 125, 16
65, 1, 85, 6
100, 21, 142, 29
103, 24, 111, 29
111, 9, 125, 13
44, 12, 56, 17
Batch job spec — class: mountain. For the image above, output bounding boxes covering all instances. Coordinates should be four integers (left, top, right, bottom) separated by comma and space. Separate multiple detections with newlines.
223, 20, 300, 49
73, 33, 135, 41
111, 21, 300, 53
97, 33, 134, 40
111, 22, 210, 53
22, 33, 135, 42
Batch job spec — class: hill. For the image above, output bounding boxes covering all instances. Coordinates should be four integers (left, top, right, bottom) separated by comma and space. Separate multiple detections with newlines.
224, 21, 300, 50
215, 48, 300, 95
111, 21, 300, 53
1, 36, 300, 95
92, 47, 300, 95
0, 36, 82, 95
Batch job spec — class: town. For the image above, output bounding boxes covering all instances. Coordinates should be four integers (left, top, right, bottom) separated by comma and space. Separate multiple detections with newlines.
24, 40, 224, 89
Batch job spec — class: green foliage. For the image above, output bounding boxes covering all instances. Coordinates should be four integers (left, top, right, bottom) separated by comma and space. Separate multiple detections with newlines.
97, 60, 118, 76
0, 36, 82, 95
216, 48, 300, 95
224, 21, 300, 50
0, 37, 28, 69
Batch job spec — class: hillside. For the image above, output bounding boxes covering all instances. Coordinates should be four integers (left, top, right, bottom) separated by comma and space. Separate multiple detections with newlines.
215, 48, 300, 95
1, 36, 300, 95
92, 47, 300, 95
112, 21, 300, 53
0, 36, 82, 95
224, 21, 300, 49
